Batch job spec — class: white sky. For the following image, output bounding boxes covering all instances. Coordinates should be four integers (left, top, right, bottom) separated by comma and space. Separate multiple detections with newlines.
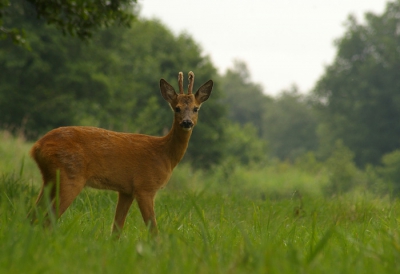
139, 0, 388, 95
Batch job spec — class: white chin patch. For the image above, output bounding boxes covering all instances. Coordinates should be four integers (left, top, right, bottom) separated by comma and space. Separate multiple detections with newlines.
182, 127, 192, 132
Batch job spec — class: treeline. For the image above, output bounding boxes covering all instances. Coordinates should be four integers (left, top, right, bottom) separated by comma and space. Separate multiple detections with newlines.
219, 0, 400, 194
1, 1, 400, 193
0, 0, 244, 170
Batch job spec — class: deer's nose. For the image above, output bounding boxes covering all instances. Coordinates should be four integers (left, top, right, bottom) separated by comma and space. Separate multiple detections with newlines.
180, 120, 193, 129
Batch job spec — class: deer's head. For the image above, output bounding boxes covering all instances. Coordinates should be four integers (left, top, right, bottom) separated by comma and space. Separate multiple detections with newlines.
160, 71, 213, 131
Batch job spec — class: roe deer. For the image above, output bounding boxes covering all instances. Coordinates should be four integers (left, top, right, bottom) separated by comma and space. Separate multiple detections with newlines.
28, 71, 213, 235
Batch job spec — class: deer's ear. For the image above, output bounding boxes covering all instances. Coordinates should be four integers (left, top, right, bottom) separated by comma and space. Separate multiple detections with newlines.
195, 80, 213, 104
160, 79, 177, 104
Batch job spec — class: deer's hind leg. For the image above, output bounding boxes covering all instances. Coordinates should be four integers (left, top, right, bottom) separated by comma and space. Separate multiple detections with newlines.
28, 170, 55, 224
29, 170, 86, 225
55, 175, 86, 217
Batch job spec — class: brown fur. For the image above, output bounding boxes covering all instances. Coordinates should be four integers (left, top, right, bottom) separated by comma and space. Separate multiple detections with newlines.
28, 72, 213, 235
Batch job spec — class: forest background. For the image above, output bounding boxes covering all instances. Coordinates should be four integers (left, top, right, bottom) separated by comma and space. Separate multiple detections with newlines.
1, 0, 400, 196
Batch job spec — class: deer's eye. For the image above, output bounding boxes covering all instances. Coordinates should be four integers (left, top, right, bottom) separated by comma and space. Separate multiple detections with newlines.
193, 107, 199, 112
175, 107, 181, 113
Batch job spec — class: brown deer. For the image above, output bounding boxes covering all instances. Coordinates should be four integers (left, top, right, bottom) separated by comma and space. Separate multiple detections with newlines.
28, 71, 213, 235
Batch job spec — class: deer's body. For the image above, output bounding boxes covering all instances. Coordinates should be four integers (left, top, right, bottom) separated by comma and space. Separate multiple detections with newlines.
32, 126, 184, 192
29, 72, 213, 235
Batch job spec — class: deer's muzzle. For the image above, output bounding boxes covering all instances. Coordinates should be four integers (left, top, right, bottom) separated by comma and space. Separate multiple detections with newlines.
180, 120, 194, 130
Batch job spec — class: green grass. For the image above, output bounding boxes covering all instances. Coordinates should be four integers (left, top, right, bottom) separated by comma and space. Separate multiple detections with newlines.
0, 131, 40, 182
1, 132, 400, 273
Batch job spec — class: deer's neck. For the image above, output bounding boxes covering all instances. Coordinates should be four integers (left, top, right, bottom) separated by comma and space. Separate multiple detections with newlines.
161, 119, 193, 169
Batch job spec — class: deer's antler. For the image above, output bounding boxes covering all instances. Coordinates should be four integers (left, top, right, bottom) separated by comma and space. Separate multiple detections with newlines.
187, 71, 195, 94
178, 72, 184, 94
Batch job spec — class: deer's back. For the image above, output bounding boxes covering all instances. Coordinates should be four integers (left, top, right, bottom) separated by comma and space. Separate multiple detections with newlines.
30, 126, 172, 193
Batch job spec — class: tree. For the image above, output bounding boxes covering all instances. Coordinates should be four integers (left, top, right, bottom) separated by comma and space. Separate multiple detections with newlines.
0, 6, 112, 138
312, 0, 400, 166
378, 150, 400, 193
220, 61, 319, 162
323, 140, 360, 195
220, 60, 271, 136
0, 0, 136, 45
223, 122, 268, 165
262, 86, 319, 161
0, 13, 227, 168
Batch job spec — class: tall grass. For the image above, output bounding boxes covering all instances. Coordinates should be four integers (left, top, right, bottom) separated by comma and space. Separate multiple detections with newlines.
0, 131, 40, 182
1, 132, 399, 273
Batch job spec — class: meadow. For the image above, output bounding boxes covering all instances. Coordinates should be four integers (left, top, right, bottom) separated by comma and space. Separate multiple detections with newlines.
0, 131, 399, 273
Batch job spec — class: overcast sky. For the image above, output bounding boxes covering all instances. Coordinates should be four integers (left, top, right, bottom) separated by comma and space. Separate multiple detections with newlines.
139, 0, 388, 95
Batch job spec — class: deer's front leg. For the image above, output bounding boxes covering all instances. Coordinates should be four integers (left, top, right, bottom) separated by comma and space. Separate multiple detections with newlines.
136, 192, 158, 234
112, 192, 134, 236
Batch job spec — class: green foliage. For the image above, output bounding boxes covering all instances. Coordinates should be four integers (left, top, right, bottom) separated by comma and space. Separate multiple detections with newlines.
223, 123, 268, 165
0, 7, 113, 137
0, 0, 137, 45
220, 60, 271, 136
323, 140, 360, 195
0, 13, 226, 167
312, 0, 400, 166
220, 62, 319, 162
0, 0, 26, 45
378, 150, 400, 193
0, 131, 39, 180
294, 152, 323, 174
263, 86, 319, 161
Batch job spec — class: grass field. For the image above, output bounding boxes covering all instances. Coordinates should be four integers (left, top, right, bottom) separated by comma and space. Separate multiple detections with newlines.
1, 132, 399, 273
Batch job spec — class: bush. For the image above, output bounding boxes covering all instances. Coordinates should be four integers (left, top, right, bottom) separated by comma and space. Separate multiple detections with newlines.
294, 152, 323, 174
218, 123, 268, 178
323, 140, 360, 196
378, 150, 400, 194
